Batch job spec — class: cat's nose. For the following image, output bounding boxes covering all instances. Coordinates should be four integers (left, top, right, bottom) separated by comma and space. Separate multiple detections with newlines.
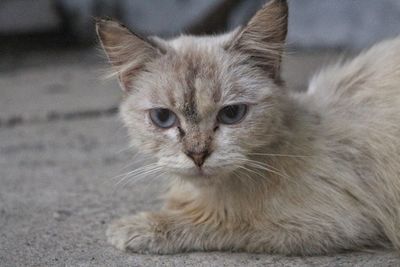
185, 150, 209, 167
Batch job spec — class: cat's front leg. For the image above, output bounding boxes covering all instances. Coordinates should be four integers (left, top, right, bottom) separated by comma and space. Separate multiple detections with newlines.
106, 212, 176, 254
107, 211, 210, 254
106, 211, 239, 254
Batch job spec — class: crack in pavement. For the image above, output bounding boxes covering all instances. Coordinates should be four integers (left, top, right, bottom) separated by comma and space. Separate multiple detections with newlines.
0, 106, 118, 129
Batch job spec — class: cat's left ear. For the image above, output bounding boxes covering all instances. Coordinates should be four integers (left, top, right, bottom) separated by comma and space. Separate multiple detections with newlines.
228, 0, 288, 82
96, 18, 165, 92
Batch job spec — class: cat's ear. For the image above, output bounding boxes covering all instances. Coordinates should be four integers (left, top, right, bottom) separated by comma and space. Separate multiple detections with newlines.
228, 0, 288, 81
96, 18, 164, 92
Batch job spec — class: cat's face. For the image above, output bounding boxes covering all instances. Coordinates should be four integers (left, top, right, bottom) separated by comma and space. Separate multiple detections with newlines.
97, 0, 288, 181
120, 40, 284, 179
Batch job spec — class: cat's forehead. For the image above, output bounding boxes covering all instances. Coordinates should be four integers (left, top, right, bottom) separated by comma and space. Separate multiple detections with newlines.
132, 34, 271, 123
148, 46, 227, 122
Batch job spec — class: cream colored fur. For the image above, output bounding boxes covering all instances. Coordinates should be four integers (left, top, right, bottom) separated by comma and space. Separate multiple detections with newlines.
97, 0, 400, 255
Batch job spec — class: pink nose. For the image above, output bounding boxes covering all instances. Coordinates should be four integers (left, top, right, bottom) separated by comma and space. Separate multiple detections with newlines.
185, 151, 209, 167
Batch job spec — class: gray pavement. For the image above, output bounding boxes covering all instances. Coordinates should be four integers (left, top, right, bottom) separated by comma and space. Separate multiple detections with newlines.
1, 49, 399, 266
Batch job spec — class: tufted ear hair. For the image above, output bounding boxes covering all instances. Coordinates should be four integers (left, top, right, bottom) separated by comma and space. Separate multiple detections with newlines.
96, 18, 165, 92
228, 0, 288, 82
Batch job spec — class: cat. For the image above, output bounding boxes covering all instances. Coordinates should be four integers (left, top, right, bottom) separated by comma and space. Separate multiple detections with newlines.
96, 0, 400, 255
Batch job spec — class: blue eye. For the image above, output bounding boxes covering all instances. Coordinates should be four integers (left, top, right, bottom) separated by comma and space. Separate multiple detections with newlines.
149, 108, 177, 129
217, 104, 248, 125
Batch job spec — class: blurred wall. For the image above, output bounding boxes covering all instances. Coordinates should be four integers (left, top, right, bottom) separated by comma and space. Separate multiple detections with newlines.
288, 0, 400, 49
1, 0, 400, 49
0, 0, 60, 33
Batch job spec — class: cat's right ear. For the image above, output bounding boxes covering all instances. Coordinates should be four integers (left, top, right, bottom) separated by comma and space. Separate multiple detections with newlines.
95, 18, 164, 92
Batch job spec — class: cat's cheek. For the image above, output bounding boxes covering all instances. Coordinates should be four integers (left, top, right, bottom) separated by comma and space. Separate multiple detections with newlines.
164, 128, 179, 141
215, 127, 234, 147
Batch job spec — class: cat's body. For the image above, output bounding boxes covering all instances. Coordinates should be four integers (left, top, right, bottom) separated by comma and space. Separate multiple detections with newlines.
97, 0, 400, 255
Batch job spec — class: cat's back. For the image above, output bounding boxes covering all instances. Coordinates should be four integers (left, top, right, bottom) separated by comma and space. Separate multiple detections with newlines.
307, 37, 400, 112
299, 36, 400, 151
299, 37, 400, 188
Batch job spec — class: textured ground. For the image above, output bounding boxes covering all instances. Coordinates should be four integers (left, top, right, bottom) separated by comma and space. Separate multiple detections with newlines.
1, 48, 399, 266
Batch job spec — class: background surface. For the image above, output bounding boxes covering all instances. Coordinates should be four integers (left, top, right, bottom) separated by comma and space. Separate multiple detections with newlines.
1, 1, 400, 266
2, 0, 400, 48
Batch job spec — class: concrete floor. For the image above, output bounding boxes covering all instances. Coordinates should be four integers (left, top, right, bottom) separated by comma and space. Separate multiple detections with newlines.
1, 48, 399, 266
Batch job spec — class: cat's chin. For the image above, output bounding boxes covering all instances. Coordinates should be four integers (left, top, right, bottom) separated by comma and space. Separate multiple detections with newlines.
170, 166, 227, 180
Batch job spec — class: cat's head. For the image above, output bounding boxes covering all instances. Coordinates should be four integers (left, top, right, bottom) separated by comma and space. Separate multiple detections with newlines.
97, 0, 288, 182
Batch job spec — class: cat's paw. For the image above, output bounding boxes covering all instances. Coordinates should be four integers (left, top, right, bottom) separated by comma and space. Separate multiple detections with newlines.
106, 212, 171, 254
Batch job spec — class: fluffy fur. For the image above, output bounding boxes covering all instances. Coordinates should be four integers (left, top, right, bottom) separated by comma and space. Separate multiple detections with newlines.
97, 0, 400, 255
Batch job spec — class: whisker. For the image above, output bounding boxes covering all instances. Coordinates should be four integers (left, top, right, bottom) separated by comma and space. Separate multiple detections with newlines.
234, 158, 283, 173
113, 163, 158, 183
111, 163, 160, 192
125, 167, 164, 187
232, 157, 300, 187
247, 152, 313, 158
